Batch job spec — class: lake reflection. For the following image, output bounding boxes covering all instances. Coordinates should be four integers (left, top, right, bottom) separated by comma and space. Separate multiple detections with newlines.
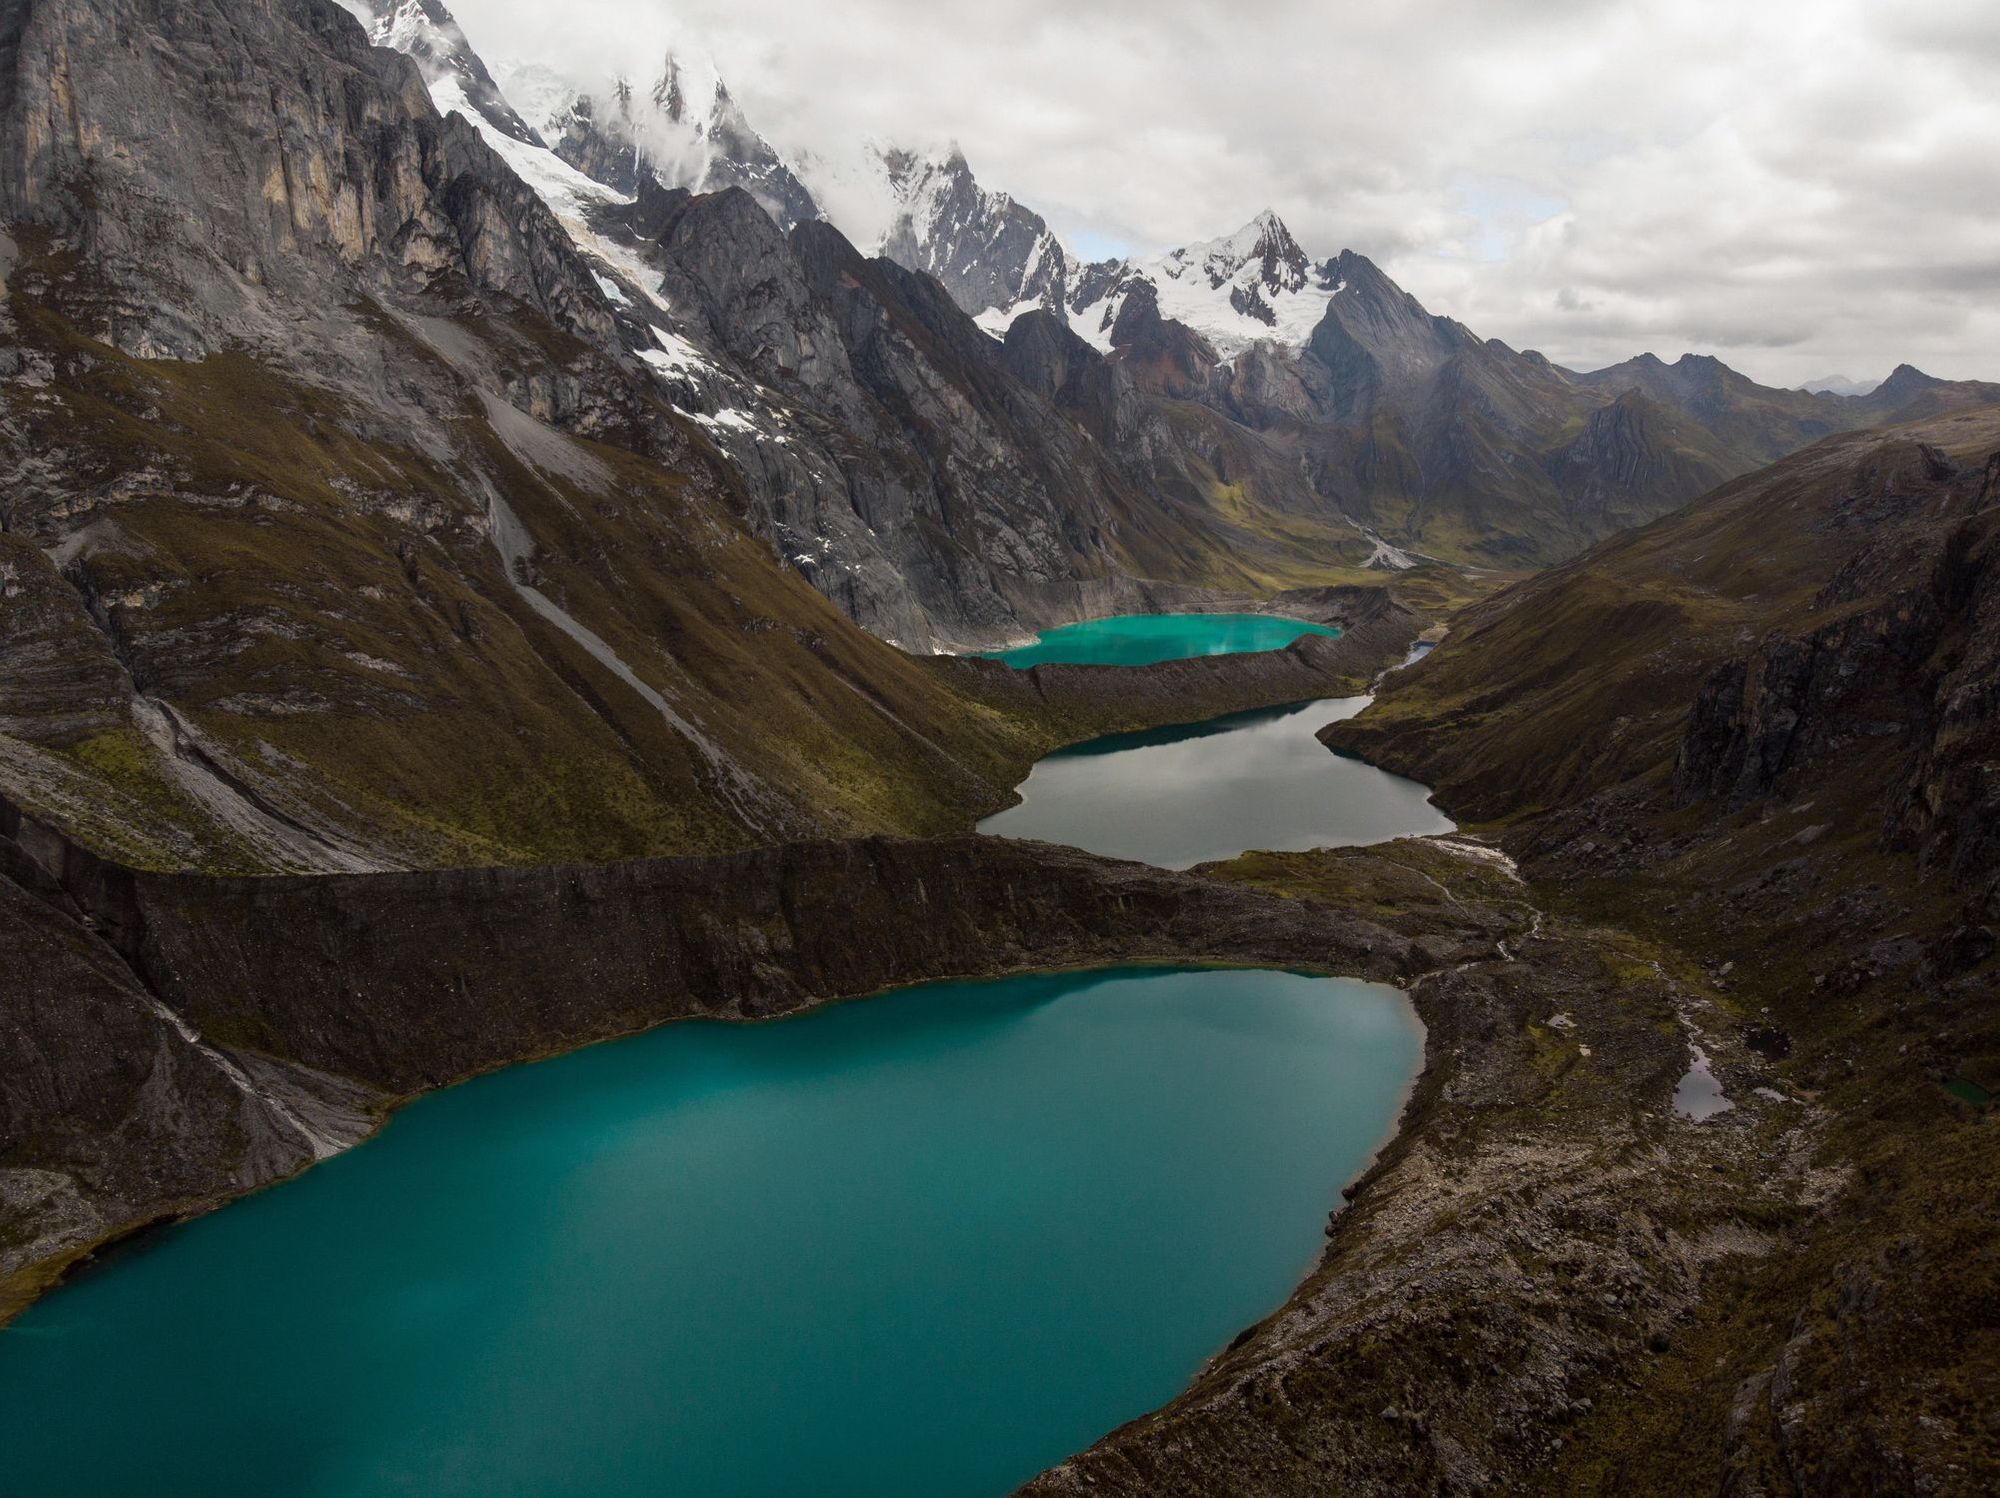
979, 698, 1455, 868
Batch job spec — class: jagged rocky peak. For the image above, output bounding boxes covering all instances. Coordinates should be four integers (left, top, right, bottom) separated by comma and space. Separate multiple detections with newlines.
653, 52, 693, 123
339, 0, 543, 145
1870, 362, 1941, 403
858, 142, 1071, 320
1162, 208, 1325, 297
473, 48, 822, 232
1057, 209, 1350, 358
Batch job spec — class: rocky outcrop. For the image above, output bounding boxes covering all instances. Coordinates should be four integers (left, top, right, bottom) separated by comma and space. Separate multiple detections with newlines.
876, 146, 1071, 317
0, 533, 129, 742
1883, 473, 2000, 908
341, 0, 547, 147
1672, 444, 2000, 914
1671, 595, 1939, 810
0, 828, 374, 1316
1106, 281, 1221, 400
999, 308, 1107, 415
0, 0, 616, 357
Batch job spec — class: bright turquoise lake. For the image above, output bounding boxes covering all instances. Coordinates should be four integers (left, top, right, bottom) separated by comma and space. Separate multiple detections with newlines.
982, 612, 1339, 667
0, 966, 1420, 1498
979, 697, 1456, 868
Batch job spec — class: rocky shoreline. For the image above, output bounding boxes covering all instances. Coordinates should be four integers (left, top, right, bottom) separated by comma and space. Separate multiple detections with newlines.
1025, 843, 1822, 1495
2, 796, 1435, 1321
2, 789, 1818, 1497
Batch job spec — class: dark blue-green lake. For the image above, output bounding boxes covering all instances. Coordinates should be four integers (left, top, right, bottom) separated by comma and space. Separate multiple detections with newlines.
982, 612, 1339, 667
0, 966, 1421, 1498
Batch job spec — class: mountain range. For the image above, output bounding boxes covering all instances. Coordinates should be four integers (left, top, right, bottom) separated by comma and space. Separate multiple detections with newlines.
3, 0, 1990, 871
4, 0, 2000, 1488
347, 0, 2000, 594
0, 0, 1417, 869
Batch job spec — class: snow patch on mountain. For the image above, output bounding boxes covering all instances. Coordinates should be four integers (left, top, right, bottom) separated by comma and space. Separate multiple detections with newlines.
490, 52, 821, 233
426, 72, 724, 395
792, 141, 1072, 320
431, 76, 620, 218
341, 0, 544, 145
979, 209, 1346, 357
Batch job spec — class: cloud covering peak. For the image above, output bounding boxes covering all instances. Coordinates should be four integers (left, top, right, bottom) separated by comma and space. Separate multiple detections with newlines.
452, 0, 2000, 385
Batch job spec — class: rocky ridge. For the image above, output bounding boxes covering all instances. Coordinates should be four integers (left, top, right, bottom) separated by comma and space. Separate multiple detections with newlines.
0, 798, 1427, 1314
1317, 409, 2000, 1491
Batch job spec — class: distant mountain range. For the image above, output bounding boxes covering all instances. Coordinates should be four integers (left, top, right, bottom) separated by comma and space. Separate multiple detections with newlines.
337, 1, 2000, 587
1796, 373, 1883, 397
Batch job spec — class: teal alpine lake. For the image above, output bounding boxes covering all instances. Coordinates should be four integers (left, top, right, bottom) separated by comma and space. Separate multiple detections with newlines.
979, 697, 1456, 868
0, 966, 1421, 1498
981, 612, 1339, 667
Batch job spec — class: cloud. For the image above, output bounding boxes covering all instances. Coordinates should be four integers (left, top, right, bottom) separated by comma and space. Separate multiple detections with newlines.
451, 0, 2000, 386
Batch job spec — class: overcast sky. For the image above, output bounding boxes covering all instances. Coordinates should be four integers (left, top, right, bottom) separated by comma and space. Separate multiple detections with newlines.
457, 0, 2000, 386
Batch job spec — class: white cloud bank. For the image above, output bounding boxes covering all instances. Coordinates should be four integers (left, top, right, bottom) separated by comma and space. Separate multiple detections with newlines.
453, 0, 2000, 385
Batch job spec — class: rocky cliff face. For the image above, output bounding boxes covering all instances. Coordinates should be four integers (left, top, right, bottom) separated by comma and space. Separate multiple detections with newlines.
0, 0, 616, 359
874, 146, 1071, 318
1673, 445, 2000, 917
600, 180, 1185, 647
2, 0, 1200, 868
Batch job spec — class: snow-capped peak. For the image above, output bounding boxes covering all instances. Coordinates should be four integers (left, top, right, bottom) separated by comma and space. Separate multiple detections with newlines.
795, 141, 1072, 321
342, 0, 544, 145
488, 51, 821, 233
1019, 211, 1345, 358
1164, 209, 1316, 296
360, 1, 1342, 361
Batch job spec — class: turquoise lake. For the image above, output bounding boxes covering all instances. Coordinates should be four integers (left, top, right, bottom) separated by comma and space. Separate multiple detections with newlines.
979, 697, 1456, 868
981, 612, 1339, 667
0, 966, 1421, 1498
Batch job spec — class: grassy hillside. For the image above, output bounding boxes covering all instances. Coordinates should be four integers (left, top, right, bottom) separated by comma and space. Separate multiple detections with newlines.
1326, 407, 2000, 1489
0, 238, 1072, 869
1, 231, 1450, 872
